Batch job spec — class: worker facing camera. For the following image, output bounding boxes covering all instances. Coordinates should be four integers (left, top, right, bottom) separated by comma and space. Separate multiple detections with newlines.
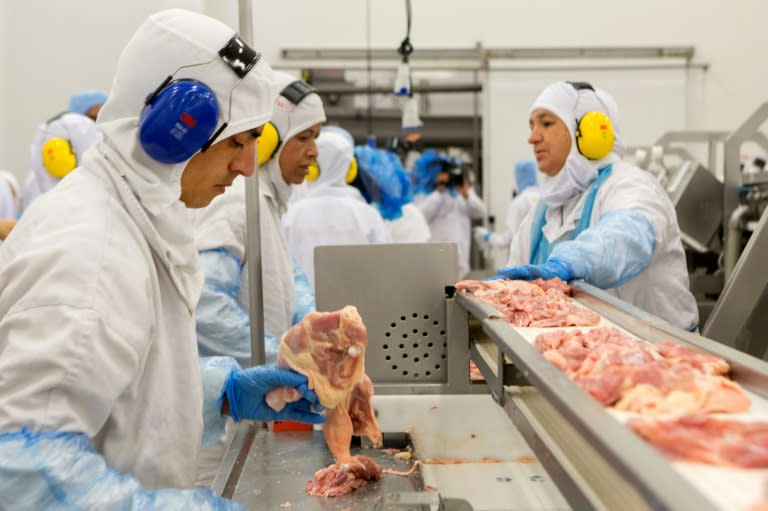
434, 163, 469, 197
498, 80, 698, 331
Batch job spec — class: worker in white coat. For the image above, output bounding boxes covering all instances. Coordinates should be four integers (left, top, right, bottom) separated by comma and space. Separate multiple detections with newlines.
0, 10, 323, 511
474, 159, 539, 257
498, 81, 698, 331
283, 129, 391, 286
415, 152, 486, 280
22, 112, 100, 210
194, 71, 325, 367
354, 143, 430, 242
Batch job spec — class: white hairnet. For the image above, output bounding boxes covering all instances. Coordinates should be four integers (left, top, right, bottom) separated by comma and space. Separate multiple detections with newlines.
529, 81, 625, 207
529, 81, 625, 158
95, 8, 276, 216
269, 71, 326, 161
304, 130, 354, 196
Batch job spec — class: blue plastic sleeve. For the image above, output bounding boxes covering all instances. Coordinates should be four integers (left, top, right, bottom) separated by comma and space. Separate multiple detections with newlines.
199, 356, 239, 448
550, 209, 656, 288
0, 430, 243, 510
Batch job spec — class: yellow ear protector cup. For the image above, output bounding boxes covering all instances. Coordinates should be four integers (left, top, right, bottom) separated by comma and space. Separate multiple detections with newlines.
346, 157, 358, 184
305, 160, 320, 181
303, 158, 357, 184
256, 121, 280, 166
568, 81, 615, 161
575, 111, 614, 160
41, 137, 77, 178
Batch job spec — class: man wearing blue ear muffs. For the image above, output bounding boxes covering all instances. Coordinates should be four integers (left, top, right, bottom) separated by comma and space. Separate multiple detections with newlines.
498, 81, 698, 332
0, 9, 324, 511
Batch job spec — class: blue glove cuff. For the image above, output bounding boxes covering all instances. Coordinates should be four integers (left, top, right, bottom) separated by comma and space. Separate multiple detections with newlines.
547, 257, 575, 281
223, 370, 243, 423
483, 232, 492, 242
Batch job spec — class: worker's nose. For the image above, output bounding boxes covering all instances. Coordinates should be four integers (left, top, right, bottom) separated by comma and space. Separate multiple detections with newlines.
234, 140, 257, 177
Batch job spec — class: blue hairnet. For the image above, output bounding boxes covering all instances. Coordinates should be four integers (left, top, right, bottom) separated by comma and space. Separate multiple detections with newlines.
354, 145, 411, 220
411, 149, 460, 196
515, 160, 538, 193
68, 90, 108, 115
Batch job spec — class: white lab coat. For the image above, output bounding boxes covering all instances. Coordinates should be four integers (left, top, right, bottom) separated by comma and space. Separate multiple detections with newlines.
507, 161, 698, 330
0, 161, 204, 489
417, 188, 486, 279
490, 186, 540, 250
0, 8, 276, 497
284, 190, 391, 286
283, 132, 391, 286
194, 169, 294, 346
388, 203, 431, 243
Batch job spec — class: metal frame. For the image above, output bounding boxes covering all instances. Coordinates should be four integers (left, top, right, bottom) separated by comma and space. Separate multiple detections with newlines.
723, 102, 768, 237
454, 281, 768, 511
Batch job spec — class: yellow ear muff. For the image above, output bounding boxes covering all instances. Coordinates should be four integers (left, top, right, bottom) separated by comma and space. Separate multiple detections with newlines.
41, 137, 77, 178
305, 161, 320, 181
575, 111, 615, 160
256, 122, 280, 166
346, 157, 358, 184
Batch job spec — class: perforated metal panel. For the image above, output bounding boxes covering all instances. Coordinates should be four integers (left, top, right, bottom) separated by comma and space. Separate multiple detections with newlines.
315, 243, 458, 383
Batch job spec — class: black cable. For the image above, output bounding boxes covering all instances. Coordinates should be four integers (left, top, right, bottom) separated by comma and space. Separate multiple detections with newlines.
397, 0, 413, 63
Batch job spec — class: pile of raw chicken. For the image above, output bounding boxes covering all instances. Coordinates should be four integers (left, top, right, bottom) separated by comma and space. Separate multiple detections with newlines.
457, 278, 768, 471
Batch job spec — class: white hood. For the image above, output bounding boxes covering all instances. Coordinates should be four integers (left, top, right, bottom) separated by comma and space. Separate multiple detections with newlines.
301, 130, 355, 200
530, 81, 624, 207
262, 71, 326, 208
29, 112, 100, 192
91, 8, 275, 305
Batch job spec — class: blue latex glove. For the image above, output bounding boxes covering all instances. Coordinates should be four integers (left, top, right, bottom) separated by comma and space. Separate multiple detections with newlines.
496, 258, 574, 282
224, 365, 326, 424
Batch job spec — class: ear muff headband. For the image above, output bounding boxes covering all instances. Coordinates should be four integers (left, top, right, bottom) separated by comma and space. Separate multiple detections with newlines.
41, 137, 77, 178
568, 81, 615, 161
303, 157, 358, 184
138, 35, 261, 164
257, 80, 319, 165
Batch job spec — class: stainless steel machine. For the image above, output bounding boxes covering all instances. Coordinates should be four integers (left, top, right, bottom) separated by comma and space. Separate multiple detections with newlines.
214, 243, 768, 511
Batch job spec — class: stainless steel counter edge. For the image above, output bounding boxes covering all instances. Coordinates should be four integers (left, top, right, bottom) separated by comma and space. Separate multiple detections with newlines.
456, 290, 719, 511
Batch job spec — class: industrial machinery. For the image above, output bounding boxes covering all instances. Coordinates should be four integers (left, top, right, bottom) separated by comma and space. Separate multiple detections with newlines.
214, 243, 768, 510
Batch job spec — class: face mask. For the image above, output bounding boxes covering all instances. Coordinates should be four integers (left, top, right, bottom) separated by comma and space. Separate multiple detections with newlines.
538, 153, 597, 208
269, 162, 293, 207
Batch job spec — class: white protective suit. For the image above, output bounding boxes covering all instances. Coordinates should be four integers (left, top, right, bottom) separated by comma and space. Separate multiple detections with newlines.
0, 9, 275, 510
22, 112, 100, 210
389, 202, 431, 242
194, 71, 326, 365
283, 130, 391, 286
488, 186, 540, 250
0, 171, 20, 219
506, 81, 698, 331
417, 187, 486, 279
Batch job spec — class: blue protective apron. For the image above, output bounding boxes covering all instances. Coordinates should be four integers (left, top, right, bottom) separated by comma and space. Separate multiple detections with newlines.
529, 164, 613, 264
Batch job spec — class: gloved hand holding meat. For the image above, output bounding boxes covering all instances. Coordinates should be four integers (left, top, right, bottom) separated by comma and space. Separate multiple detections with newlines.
265, 305, 384, 497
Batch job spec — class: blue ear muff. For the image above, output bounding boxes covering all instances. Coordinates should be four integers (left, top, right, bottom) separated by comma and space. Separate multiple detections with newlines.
138, 79, 220, 164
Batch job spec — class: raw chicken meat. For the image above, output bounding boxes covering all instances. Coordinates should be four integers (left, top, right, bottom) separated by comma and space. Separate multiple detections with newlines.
534, 327, 750, 416
455, 278, 600, 328
629, 415, 768, 468
268, 306, 384, 497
